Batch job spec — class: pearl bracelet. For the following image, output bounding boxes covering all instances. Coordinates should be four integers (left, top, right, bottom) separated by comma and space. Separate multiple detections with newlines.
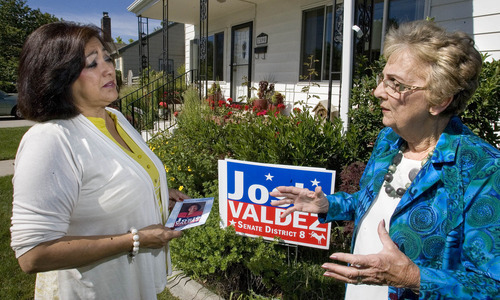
129, 227, 140, 257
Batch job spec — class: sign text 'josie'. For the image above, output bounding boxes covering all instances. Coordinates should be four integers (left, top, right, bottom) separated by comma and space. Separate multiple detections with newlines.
218, 159, 336, 249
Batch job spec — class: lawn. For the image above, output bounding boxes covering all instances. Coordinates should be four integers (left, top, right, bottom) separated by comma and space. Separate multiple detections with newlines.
0, 175, 36, 299
0, 126, 30, 160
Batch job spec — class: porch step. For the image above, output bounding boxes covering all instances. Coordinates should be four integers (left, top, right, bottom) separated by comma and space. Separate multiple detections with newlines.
141, 120, 177, 141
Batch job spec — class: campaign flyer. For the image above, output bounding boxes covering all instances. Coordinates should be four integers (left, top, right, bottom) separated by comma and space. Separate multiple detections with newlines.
165, 197, 214, 230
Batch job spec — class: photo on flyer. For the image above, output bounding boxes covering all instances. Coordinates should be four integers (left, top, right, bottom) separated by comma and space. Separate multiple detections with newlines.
165, 197, 214, 230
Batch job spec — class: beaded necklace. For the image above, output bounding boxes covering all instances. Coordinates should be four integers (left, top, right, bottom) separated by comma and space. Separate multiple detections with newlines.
383, 144, 434, 198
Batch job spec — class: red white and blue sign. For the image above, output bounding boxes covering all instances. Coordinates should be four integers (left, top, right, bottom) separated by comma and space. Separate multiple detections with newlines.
218, 159, 335, 249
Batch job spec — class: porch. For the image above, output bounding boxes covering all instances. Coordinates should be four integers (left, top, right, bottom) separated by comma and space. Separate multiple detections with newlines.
126, 0, 360, 132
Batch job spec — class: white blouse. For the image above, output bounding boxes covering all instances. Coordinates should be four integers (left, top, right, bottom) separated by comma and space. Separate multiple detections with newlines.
11, 108, 171, 299
345, 156, 422, 300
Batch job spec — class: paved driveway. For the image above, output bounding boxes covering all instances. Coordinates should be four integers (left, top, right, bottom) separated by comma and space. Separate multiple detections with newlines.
0, 116, 35, 128
0, 117, 35, 176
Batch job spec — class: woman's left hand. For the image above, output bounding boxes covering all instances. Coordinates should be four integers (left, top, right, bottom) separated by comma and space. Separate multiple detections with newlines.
168, 188, 190, 210
322, 220, 420, 292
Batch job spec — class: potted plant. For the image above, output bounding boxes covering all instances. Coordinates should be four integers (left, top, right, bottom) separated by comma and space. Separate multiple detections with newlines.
269, 91, 285, 111
254, 80, 274, 110
158, 101, 169, 119
207, 82, 223, 109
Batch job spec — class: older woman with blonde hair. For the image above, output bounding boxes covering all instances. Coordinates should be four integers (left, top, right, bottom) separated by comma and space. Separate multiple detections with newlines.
271, 20, 499, 299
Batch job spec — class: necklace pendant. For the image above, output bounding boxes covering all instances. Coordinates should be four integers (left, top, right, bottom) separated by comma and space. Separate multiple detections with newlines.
384, 173, 394, 182
384, 184, 394, 194
408, 168, 419, 181
396, 188, 406, 196
392, 152, 403, 165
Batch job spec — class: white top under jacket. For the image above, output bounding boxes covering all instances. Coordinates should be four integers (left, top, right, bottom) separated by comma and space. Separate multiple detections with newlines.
10, 108, 171, 300
345, 156, 422, 300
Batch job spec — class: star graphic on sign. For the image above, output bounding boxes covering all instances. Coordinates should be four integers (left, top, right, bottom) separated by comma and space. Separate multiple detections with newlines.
311, 178, 320, 186
265, 173, 274, 181
229, 219, 236, 226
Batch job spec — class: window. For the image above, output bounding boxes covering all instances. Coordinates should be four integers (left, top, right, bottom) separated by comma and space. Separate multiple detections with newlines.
114, 58, 122, 72
361, 0, 425, 63
200, 32, 224, 81
159, 58, 174, 74
387, 0, 425, 27
301, 0, 425, 81
300, 5, 342, 81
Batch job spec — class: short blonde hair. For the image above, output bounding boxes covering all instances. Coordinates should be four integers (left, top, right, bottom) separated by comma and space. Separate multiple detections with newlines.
383, 20, 482, 115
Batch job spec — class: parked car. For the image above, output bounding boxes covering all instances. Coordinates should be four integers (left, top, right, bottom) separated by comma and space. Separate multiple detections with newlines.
0, 90, 22, 118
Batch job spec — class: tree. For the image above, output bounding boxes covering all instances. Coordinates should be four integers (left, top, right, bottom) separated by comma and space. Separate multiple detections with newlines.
0, 0, 59, 92
115, 36, 124, 44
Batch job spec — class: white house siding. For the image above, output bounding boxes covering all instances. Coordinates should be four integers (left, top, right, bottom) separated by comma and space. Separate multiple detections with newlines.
187, 0, 341, 114
180, 0, 498, 114
250, 0, 341, 112
430, 0, 500, 60
185, 24, 195, 81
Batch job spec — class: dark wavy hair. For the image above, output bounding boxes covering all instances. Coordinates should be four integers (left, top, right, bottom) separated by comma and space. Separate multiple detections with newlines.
17, 22, 110, 122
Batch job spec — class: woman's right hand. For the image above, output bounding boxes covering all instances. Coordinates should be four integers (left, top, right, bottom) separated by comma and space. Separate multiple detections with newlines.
269, 186, 329, 218
137, 224, 182, 249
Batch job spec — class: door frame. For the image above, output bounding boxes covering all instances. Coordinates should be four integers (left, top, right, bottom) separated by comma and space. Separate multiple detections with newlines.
230, 21, 253, 101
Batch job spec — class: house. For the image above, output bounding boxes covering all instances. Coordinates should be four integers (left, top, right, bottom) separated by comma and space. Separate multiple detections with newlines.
113, 22, 185, 84
127, 0, 500, 129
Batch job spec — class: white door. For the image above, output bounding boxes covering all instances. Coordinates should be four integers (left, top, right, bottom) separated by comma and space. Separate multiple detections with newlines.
231, 22, 253, 102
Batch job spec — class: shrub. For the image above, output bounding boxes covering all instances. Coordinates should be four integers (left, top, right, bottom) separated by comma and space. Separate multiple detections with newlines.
225, 108, 345, 170
345, 58, 384, 163
461, 55, 500, 147
150, 88, 349, 299
149, 87, 229, 194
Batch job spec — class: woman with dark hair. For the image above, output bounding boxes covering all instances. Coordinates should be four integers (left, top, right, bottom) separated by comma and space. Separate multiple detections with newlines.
11, 22, 189, 299
177, 203, 203, 218
271, 20, 499, 299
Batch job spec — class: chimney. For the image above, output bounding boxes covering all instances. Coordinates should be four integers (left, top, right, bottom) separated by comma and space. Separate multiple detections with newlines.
101, 12, 112, 43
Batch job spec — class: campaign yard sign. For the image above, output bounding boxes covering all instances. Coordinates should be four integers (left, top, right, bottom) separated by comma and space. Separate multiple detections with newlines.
218, 159, 335, 249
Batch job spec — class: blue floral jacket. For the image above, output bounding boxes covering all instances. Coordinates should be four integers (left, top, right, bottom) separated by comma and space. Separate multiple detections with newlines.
320, 117, 499, 299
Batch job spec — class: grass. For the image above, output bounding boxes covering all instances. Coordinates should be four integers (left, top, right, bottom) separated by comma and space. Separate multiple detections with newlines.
0, 175, 36, 299
0, 126, 30, 160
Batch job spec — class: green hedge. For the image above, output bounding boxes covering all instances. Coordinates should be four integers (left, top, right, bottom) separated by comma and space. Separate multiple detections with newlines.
149, 89, 350, 299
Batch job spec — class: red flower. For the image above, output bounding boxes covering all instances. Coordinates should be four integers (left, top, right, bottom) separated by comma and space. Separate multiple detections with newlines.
244, 105, 249, 111
159, 102, 167, 108
257, 110, 267, 116
293, 107, 301, 113
277, 103, 286, 109
227, 97, 233, 103
173, 111, 179, 117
